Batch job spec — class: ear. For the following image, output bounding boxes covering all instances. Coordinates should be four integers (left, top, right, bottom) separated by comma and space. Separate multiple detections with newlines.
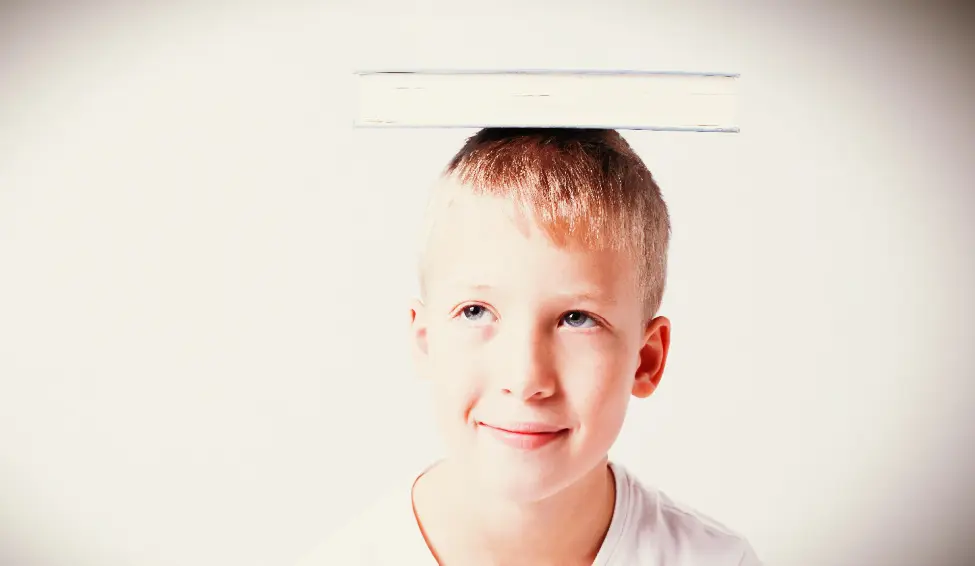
409, 298, 430, 374
632, 315, 671, 399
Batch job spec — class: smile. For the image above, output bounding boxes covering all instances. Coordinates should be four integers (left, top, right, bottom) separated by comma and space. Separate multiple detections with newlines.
477, 421, 569, 450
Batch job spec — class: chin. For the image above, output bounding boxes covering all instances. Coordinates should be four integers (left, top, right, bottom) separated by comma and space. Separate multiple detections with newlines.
479, 471, 566, 503
466, 455, 581, 503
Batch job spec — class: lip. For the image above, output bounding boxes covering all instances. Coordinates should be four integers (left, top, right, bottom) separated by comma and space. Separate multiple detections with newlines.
477, 421, 569, 450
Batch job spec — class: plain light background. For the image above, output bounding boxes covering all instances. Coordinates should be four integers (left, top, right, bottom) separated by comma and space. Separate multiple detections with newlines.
1, 2, 973, 565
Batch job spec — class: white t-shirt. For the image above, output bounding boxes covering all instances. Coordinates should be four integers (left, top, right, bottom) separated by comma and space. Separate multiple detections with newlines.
297, 462, 763, 565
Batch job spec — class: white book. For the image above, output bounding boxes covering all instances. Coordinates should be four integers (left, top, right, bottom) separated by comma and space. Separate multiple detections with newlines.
353, 70, 739, 132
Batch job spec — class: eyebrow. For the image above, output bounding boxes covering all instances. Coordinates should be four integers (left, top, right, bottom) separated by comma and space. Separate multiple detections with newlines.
444, 281, 617, 305
438, 281, 496, 294
559, 290, 617, 305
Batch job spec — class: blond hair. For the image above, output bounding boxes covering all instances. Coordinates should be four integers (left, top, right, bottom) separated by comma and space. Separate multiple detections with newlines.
419, 128, 671, 320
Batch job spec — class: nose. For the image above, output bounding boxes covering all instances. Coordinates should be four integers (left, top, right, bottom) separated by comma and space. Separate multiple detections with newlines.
498, 327, 557, 401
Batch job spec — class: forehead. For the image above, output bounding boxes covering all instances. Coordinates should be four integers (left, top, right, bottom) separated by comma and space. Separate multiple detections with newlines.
423, 191, 639, 301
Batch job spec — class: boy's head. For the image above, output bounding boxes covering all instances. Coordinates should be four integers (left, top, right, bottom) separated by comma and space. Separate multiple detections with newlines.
410, 128, 672, 502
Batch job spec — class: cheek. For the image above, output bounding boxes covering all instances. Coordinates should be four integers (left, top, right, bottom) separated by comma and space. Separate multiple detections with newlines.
427, 324, 482, 415
560, 340, 635, 419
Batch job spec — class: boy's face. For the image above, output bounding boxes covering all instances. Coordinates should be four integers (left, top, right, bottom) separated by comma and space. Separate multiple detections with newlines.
410, 189, 670, 502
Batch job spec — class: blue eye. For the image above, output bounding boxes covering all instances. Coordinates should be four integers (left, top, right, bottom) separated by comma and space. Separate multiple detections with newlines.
561, 311, 596, 329
460, 304, 495, 324
463, 305, 486, 320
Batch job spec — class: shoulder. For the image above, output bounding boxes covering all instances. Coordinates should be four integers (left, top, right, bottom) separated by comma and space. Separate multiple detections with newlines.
649, 488, 763, 565
607, 463, 763, 565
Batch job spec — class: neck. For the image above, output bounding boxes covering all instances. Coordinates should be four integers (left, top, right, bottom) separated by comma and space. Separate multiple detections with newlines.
413, 459, 617, 565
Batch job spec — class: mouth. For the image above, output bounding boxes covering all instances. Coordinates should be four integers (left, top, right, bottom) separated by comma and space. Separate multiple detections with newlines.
476, 421, 569, 450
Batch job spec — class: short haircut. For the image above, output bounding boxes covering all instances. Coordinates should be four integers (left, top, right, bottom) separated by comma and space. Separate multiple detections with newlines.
420, 127, 671, 320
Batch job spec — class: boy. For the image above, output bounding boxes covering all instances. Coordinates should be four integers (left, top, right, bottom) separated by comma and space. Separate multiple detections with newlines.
299, 128, 762, 565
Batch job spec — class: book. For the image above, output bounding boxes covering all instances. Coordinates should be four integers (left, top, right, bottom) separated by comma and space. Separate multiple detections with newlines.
353, 70, 739, 132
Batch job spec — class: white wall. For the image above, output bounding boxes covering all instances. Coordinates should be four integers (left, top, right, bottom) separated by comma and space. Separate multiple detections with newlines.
1, 2, 973, 565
